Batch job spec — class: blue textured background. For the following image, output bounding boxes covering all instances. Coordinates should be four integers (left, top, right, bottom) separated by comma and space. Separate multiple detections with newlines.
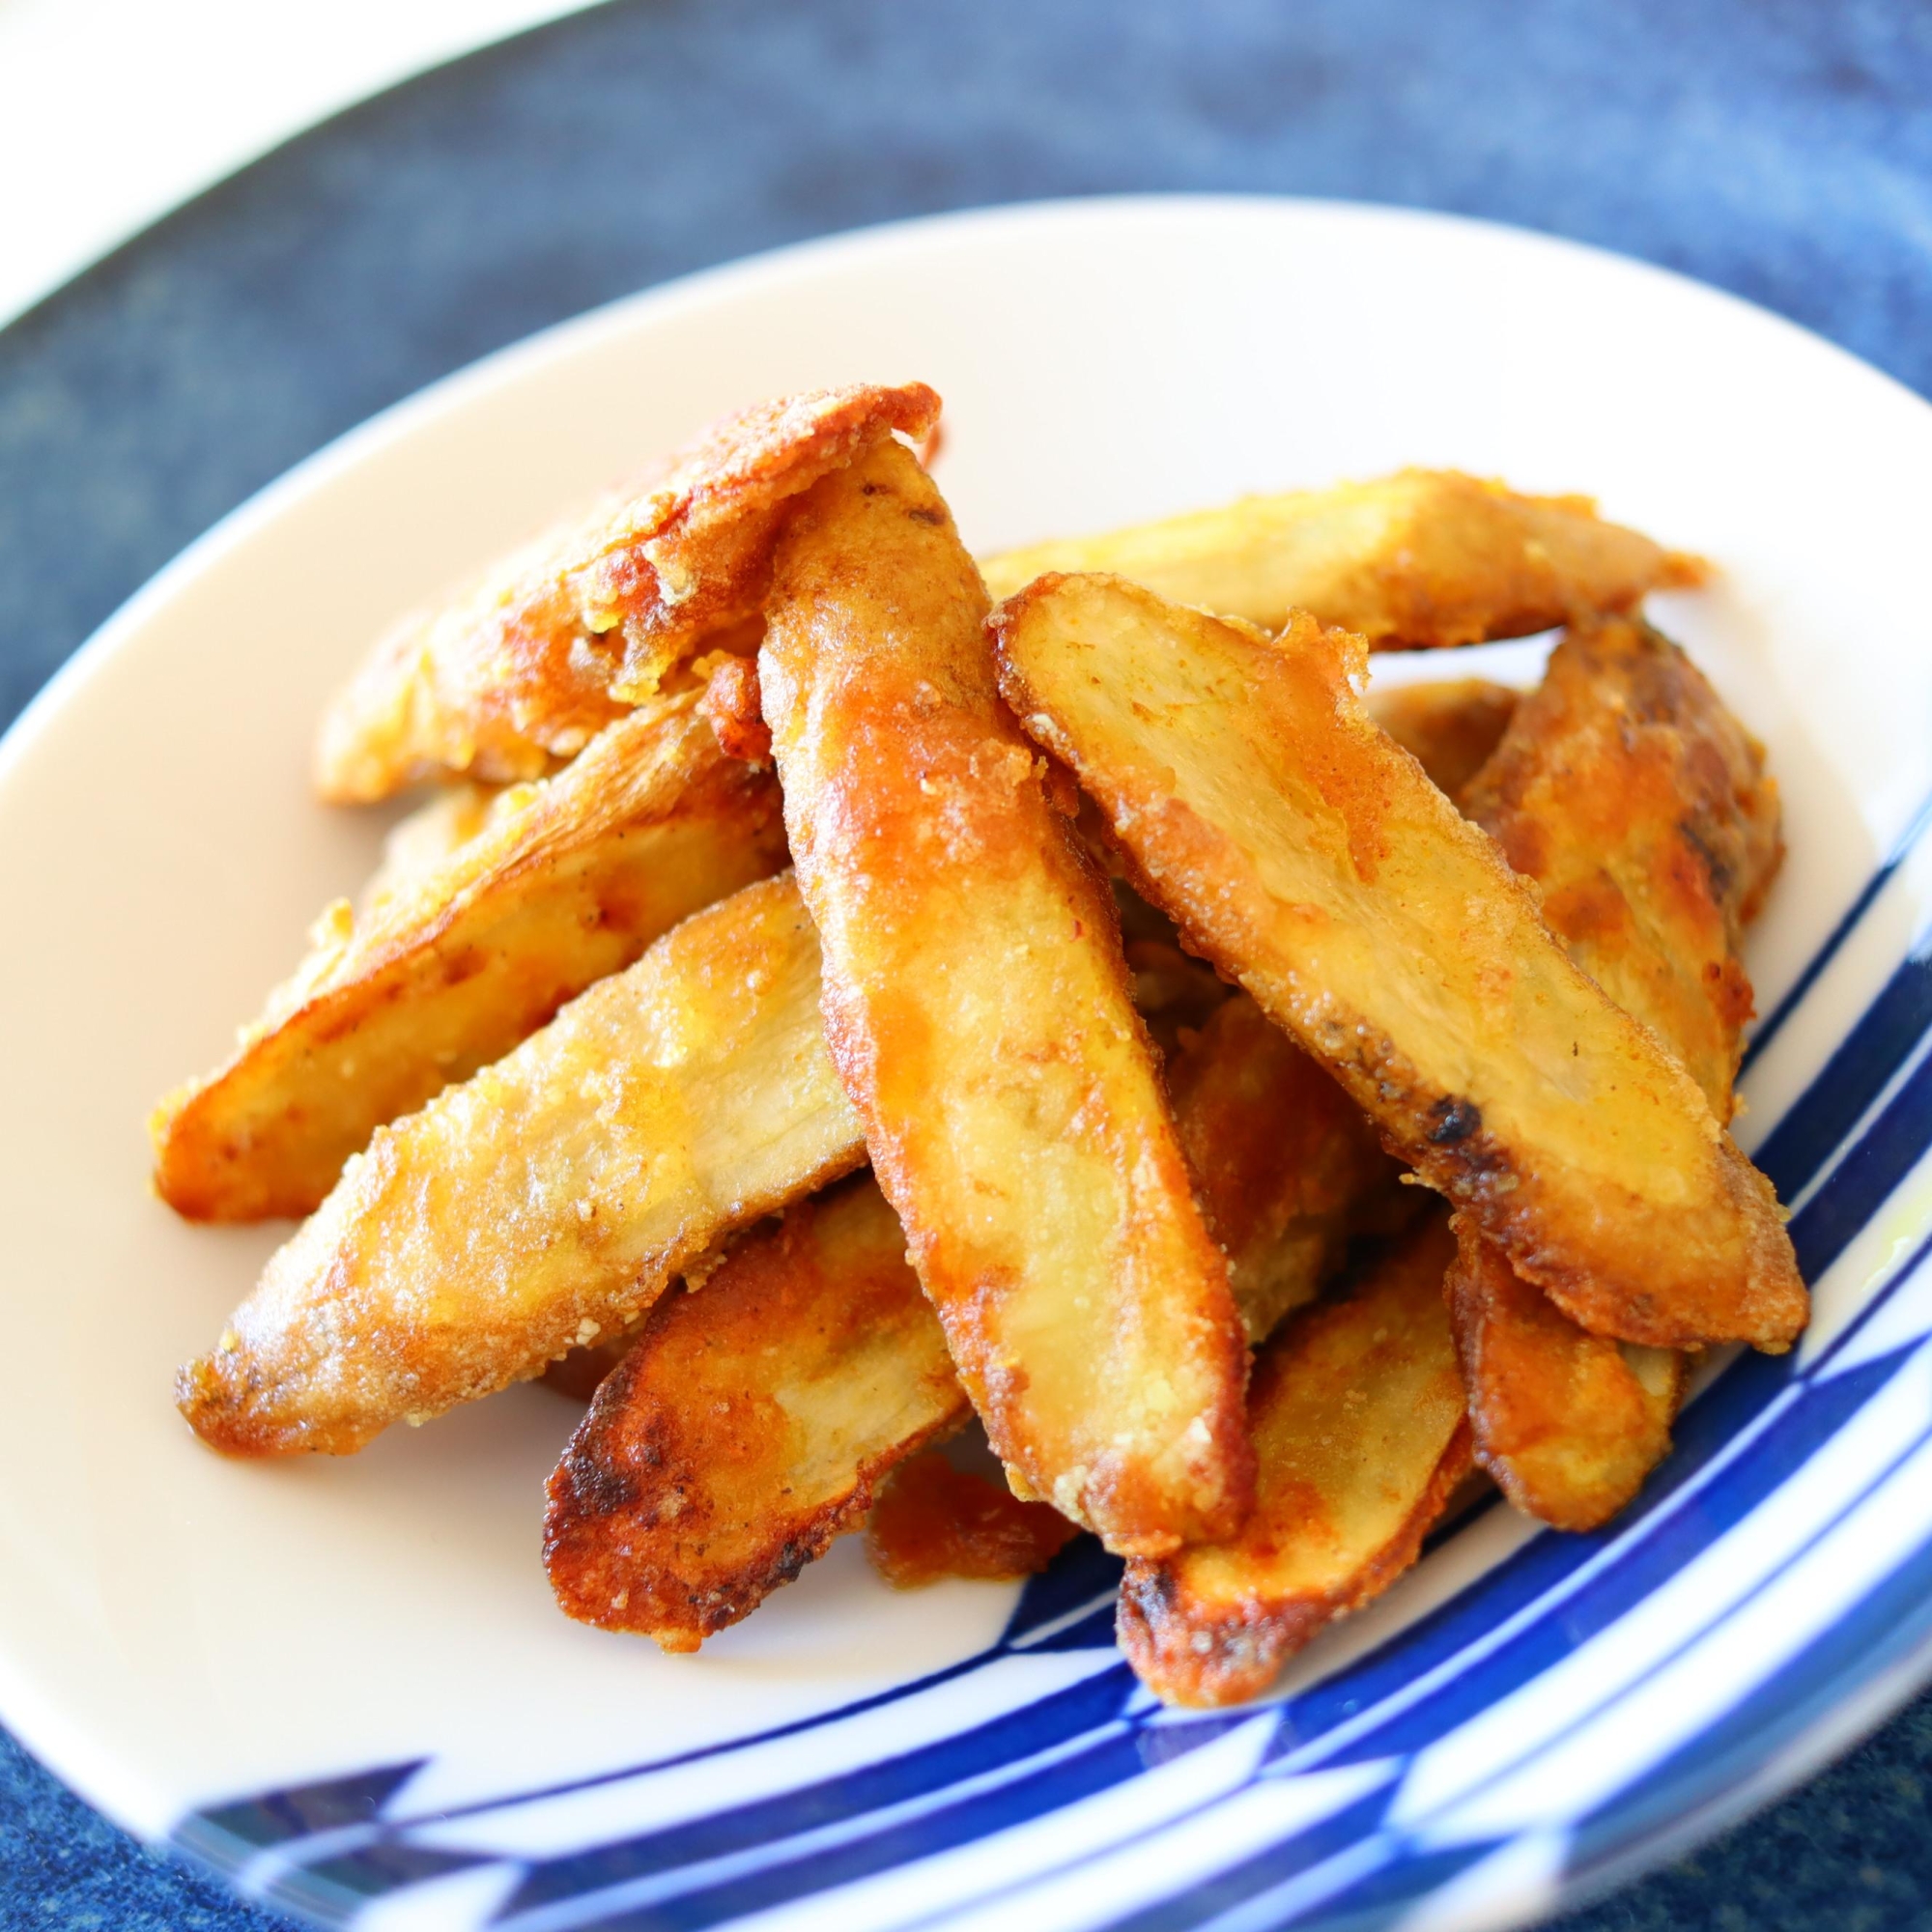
4, 1, 1932, 1924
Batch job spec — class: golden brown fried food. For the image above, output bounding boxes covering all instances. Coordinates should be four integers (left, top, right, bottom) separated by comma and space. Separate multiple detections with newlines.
696, 650, 774, 765
177, 873, 865, 1456
1168, 992, 1406, 1345
1367, 678, 1520, 803
760, 441, 1253, 1558
154, 696, 787, 1221
314, 383, 941, 801
991, 574, 1804, 1353
356, 781, 505, 909
980, 469, 1700, 646
866, 1452, 1080, 1587
1448, 614, 1783, 1526
1119, 1209, 1472, 1707
544, 1174, 968, 1650
1464, 613, 1782, 1111
1445, 1233, 1688, 1530
539, 1333, 639, 1403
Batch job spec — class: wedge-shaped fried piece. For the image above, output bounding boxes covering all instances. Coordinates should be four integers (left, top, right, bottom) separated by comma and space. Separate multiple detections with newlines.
1445, 1233, 1688, 1530
1169, 992, 1406, 1345
992, 574, 1804, 1352
1449, 614, 1784, 1525
154, 696, 787, 1221
177, 873, 865, 1455
1464, 613, 1782, 1113
980, 469, 1699, 646
1366, 677, 1520, 803
545, 1174, 969, 1649
1119, 1209, 1471, 1707
760, 441, 1252, 1557
315, 383, 941, 800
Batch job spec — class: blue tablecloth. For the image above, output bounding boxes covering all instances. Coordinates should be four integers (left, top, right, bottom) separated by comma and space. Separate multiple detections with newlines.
5, 3, 1931, 1923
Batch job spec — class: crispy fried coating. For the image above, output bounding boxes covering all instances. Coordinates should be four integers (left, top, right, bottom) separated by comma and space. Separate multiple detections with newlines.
991, 574, 1804, 1353
1119, 1209, 1472, 1707
176, 873, 866, 1456
1169, 992, 1406, 1345
154, 697, 787, 1221
1464, 614, 1783, 1110
357, 781, 505, 909
1445, 1232, 1688, 1530
314, 383, 941, 800
1449, 614, 1785, 1526
544, 1174, 969, 1650
759, 442, 1253, 1557
980, 469, 1700, 647
1367, 678, 1520, 804
696, 651, 774, 765
539, 1333, 639, 1404
866, 1453, 1080, 1587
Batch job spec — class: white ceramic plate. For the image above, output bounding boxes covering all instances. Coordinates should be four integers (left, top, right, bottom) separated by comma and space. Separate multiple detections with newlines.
3, 196, 1931, 1932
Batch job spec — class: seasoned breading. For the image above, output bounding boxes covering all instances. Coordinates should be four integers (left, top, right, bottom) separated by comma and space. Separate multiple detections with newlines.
314, 383, 941, 800
545, 1175, 969, 1650
154, 696, 787, 1221
760, 442, 1253, 1557
1367, 677, 1520, 804
1169, 991, 1406, 1345
980, 469, 1700, 646
991, 574, 1804, 1352
1449, 614, 1783, 1526
1119, 1209, 1472, 1707
176, 873, 866, 1456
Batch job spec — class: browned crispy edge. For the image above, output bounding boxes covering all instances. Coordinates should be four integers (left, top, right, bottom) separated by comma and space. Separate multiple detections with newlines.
544, 1179, 969, 1648
1448, 614, 1788, 1523
1117, 1420, 1474, 1709
155, 698, 786, 1220
990, 576, 1805, 1353
1445, 1223, 1670, 1531
314, 383, 941, 799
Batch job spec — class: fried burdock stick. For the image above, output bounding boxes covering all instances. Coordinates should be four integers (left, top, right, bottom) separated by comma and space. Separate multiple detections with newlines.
154, 696, 787, 1221
991, 574, 1804, 1353
1119, 1208, 1472, 1706
176, 874, 865, 1456
544, 1173, 971, 1650
980, 470, 1700, 647
315, 383, 940, 800
759, 440, 1252, 1557
1447, 613, 1784, 1528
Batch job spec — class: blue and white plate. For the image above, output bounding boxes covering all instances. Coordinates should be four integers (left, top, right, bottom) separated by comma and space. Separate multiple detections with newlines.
1, 197, 1927, 1932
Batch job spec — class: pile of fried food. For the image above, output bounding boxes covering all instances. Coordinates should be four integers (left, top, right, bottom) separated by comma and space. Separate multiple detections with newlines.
156, 381, 1806, 1708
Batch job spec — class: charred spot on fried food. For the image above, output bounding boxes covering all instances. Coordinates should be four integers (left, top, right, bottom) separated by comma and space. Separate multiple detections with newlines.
545, 1175, 969, 1649
991, 573, 1804, 1355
